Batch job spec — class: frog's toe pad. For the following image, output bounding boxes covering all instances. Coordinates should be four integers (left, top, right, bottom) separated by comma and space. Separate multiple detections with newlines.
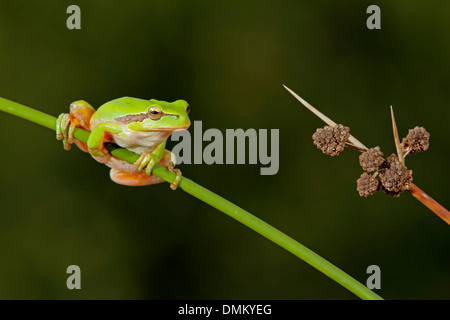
110, 169, 165, 186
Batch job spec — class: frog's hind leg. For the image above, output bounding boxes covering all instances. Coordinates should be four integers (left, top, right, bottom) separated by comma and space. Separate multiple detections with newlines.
56, 100, 95, 152
74, 140, 89, 153
108, 150, 177, 187
108, 157, 166, 187
110, 169, 165, 186
70, 100, 96, 152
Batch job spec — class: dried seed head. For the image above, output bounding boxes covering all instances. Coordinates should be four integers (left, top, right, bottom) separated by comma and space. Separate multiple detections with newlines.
401, 126, 430, 155
312, 124, 350, 156
379, 154, 412, 195
359, 147, 384, 172
381, 186, 402, 198
356, 172, 380, 197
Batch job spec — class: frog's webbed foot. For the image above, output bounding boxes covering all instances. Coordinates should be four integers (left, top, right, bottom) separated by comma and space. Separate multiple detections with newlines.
56, 113, 79, 150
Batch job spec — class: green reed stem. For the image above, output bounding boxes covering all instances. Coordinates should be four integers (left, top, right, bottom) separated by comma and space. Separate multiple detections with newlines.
0, 97, 383, 300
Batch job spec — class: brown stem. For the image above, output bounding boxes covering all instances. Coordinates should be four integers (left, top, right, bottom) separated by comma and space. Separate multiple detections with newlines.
408, 183, 450, 225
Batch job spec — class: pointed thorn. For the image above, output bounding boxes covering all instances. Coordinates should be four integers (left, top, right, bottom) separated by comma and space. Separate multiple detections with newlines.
390, 106, 405, 165
283, 84, 336, 127
283, 84, 368, 151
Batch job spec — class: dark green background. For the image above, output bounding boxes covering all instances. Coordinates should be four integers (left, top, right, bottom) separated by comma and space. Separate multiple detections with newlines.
0, 0, 449, 299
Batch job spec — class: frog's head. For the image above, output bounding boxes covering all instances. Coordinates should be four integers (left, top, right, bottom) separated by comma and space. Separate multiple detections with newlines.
108, 97, 191, 132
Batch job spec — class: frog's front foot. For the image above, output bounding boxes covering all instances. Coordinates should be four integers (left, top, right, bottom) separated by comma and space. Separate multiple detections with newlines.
134, 152, 161, 175
131, 150, 181, 190
56, 113, 79, 150
90, 147, 110, 159
89, 148, 112, 164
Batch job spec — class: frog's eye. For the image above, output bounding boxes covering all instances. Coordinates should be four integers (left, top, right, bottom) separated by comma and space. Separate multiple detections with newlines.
186, 104, 191, 115
148, 106, 162, 120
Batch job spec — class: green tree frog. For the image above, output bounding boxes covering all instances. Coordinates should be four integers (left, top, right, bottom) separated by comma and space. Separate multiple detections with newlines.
56, 97, 191, 190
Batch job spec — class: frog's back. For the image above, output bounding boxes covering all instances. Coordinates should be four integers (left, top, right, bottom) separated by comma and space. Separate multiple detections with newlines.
91, 97, 150, 124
